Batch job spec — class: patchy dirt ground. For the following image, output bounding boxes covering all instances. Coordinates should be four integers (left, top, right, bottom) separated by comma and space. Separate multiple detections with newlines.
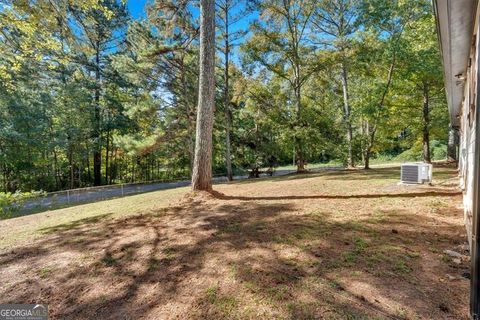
0, 165, 469, 319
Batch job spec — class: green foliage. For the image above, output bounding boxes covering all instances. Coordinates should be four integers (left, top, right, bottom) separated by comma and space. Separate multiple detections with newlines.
431, 140, 448, 161
394, 146, 423, 162
393, 140, 447, 162
0, 191, 46, 219
0, 0, 449, 192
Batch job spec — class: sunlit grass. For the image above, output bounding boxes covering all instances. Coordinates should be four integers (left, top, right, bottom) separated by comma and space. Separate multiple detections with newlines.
0, 186, 187, 250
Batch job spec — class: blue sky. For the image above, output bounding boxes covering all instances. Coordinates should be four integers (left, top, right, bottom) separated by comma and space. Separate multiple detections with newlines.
126, 0, 256, 32
126, 0, 256, 62
127, 0, 149, 19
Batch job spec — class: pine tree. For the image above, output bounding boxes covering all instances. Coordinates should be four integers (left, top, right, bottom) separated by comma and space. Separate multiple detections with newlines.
192, 0, 216, 191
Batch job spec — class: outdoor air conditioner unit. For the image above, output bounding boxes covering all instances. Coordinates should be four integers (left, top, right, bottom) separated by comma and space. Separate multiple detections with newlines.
400, 163, 433, 184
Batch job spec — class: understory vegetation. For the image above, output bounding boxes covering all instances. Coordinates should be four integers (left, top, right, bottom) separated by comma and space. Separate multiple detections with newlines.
0, 190, 46, 219
0, 0, 448, 193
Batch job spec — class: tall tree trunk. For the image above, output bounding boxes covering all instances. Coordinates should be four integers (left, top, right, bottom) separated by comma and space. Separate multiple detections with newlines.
132, 157, 136, 182
447, 124, 458, 162
86, 144, 92, 184
105, 128, 110, 184
341, 62, 354, 168
111, 147, 117, 184
224, 13, 233, 181
364, 140, 373, 170
363, 120, 374, 170
52, 148, 60, 189
224, 100, 233, 181
360, 117, 365, 164
93, 44, 102, 186
78, 162, 82, 188
192, 0, 216, 191
1, 154, 7, 192
179, 55, 195, 174
3, 164, 12, 193
294, 65, 305, 172
224, 12, 233, 181
68, 142, 74, 189
186, 71, 196, 175
364, 148, 370, 170
422, 83, 431, 164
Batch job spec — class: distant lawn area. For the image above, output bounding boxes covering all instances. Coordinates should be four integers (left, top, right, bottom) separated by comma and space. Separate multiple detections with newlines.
0, 164, 469, 319
273, 159, 404, 171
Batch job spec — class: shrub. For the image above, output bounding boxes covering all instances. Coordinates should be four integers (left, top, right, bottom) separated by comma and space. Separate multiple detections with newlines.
393, 140, 447, 162
394, 147, 423, 162
0, 191, 46, 219
431, 140, 447, 161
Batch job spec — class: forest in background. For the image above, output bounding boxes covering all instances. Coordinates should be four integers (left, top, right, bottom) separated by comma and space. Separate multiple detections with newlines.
0, 0, 448, 193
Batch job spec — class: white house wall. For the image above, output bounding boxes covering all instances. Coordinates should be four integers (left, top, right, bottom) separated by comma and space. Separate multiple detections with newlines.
434, 0, 478, 250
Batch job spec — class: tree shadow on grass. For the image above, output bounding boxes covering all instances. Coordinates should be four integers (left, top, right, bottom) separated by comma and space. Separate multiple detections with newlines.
39, 212, 115, 234
322, 166, 458, 182
212, 189, 461, 201
322, 167, 401, 181
240, 166, 457, 184
0, 193, 468, 319
230, 168, 345, 185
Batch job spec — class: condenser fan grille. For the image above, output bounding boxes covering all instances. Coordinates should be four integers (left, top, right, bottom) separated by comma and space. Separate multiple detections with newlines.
401, 165, 420, 183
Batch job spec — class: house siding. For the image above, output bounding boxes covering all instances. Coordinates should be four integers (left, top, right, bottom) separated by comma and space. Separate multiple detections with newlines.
459, 11, 479, 250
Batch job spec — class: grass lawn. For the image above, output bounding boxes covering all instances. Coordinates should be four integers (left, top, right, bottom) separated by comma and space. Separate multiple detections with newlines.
0, 164, 469, 319
273, 159, 404, 171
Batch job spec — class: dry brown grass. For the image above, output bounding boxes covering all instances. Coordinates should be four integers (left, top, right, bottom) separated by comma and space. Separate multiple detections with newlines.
0, 165, 469, 319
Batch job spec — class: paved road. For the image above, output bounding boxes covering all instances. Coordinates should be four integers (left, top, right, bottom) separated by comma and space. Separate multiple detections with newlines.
19, 167, 343, 213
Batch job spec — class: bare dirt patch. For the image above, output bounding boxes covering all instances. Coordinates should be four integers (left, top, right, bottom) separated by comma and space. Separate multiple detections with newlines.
0, 165, 469, 319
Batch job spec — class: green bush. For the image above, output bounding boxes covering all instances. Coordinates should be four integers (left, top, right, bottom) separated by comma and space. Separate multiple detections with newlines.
393, 140, 447, 162
431, 140, 447, 161
394, 148, 423, 162
373, 153, 396, 163
0, 191, 46, 219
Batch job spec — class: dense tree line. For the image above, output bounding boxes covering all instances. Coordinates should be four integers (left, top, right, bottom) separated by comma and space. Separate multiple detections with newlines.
0, 0, 448, 193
